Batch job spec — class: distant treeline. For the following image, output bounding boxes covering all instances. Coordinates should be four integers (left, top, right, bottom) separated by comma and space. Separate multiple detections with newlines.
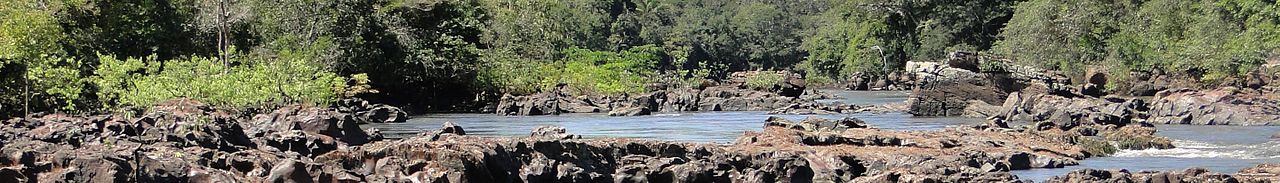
1, 0, 1277, 117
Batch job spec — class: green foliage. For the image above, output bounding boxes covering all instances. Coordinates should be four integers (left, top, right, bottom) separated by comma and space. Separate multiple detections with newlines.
979, 59, 1009, 73
800, 3, 892, 81
1, 1, 84, 115
4, 0, 1278, 116
997, 0, 1279, 84
544, 45, 662, 95
92, 43, 358, 109
1076, 137, 1118, 157
800, 0, 1020, 83
994, 0, 1129, 79
476, 50, 547, 95
680, 60, 724, 88
746, 73, 784, 90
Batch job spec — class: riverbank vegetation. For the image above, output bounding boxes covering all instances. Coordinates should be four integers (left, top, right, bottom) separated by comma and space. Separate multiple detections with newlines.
2, 0, 1278, 117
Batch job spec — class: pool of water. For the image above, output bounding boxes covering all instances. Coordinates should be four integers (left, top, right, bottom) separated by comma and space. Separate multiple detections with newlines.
363, 90, 980, 143
1012, 125, 1280, 181
364, 111, 983, 143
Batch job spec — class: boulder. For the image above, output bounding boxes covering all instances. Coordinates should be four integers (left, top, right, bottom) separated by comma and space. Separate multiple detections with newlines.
250, 105, 374, 146
907, 79, 1006, 116
946, 51, 981, 72
440, 122, 466, 135
777, 72, 808, 97
336, 98, 409, 123
530, 126, 580, 140
1148, 88, 1280, 125
608, 106, 651, 116
764, 116, 869, 132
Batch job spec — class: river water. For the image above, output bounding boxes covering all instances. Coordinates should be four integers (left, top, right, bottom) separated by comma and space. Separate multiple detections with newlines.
362, 90, 1280, 181
364, 91, 982, 143
1011, 125, 1280, 181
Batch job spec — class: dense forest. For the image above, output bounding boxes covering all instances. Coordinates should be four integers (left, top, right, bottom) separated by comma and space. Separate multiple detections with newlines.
2, 0, 1277, 117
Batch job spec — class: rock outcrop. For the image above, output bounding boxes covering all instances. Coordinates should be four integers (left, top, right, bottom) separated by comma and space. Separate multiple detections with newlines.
0, 98, 1263, 182
904, 54, 1073, 117
1147, 88, 1280, 126
335, 98, 409, 123
0, 98, 380, 182
496, 75, 834, 116
1044, 164, 1280, 183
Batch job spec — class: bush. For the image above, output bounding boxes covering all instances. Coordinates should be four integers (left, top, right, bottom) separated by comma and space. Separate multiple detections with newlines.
537, 45, 661, 96
475, 50, 552, 96
93, 44, 367, 110
1075, 137, 1118, 157
746, 72, 784, 90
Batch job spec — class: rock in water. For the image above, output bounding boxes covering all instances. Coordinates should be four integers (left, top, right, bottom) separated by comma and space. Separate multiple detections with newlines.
607, 106, 651, 116
1147, 88, 1280, 125
441, 122, 466, 135
336, 98, 409, 123
764, 116, 869, 132
530, 126, 579, 140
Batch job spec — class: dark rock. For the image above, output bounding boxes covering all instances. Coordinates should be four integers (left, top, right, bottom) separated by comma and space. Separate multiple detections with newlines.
250, 105, 373, 147
946, 51, 981, 72
1044, 166, 1278, 183
440, 122, 465, 135
530, 126, 580, 140
1127, 82, 1163, 96
777, 72, 808, 97
266, 160, 312, 183
336, 98, 409, 123
1080, 83, 1104, 97
769, 102, 866, 115
764, 116, 869, 132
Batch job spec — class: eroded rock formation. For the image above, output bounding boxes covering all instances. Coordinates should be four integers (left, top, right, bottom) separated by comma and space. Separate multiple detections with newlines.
495, 71, 835, 116
1044, 164, 1280, 183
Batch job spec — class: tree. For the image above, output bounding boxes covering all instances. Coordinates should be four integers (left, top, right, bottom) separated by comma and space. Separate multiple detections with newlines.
1, 1, 84, 117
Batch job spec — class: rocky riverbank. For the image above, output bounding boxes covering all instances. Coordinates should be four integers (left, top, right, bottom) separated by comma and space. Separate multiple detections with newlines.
1044, 164, 1280, 183
905, 52, 1280, 128
1, 98, 1273, 182
493, 71, 843, 116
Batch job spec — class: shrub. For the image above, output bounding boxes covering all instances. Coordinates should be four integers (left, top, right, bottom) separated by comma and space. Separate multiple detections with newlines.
746, 72, 784, 90
1075, 137, 1117, 157
540, 45, 661, 96
93, 45, 368, 110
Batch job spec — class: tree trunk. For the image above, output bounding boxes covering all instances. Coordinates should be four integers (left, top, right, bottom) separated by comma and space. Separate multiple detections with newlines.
218, 0, 229, 73
22, 65, 29, 117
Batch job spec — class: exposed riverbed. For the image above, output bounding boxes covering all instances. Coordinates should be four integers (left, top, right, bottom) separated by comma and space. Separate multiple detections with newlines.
366, 90, 978, 143
363, 90, 1280, 181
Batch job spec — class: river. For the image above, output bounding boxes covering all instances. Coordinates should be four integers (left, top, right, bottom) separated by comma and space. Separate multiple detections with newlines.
1011, 125, 1280, 181
362, 90, 1280, 181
